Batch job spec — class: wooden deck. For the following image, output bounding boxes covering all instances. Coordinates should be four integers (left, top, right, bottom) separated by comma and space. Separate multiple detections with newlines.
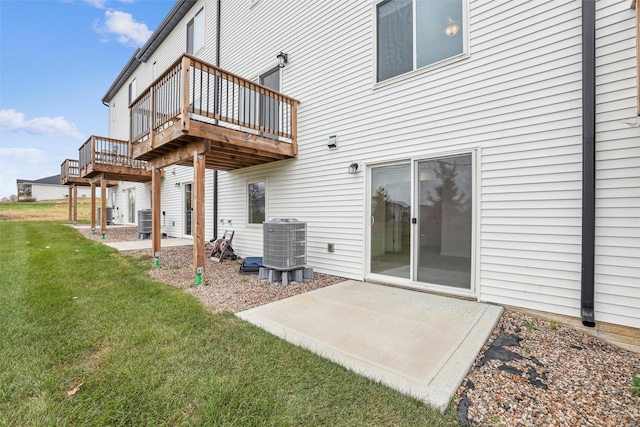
79, 136, 152, 183
61, 158, 117, 226
130, 54, 298, 171
128, 54, 299, 274
61, 159, 91, 186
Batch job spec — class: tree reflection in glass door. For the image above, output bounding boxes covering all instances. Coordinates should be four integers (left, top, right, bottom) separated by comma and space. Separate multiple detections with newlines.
417, 155, 472, 289
370, 163, 411, 278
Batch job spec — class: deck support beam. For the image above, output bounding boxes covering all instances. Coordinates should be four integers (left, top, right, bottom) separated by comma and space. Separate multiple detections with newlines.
90, 183, 96, 232
193, 152, 205, 274
100, 177, 107, 235
152, 168, 162, 259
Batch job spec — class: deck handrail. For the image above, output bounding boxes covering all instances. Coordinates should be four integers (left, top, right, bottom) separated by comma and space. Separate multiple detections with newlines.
130, 54, 299, 146
78, 136, 148, 175
61, 159, 81, 183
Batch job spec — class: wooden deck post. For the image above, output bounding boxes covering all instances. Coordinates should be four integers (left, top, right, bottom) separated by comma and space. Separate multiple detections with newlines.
181, 56, 191, 134
73, 185, 78, 225
90, 183, 96, 232
152, 168, 162, 258
100, 177, 107, 235
291, 101, 298, 157
193, 152, 205, 273
68, 186, 73, 223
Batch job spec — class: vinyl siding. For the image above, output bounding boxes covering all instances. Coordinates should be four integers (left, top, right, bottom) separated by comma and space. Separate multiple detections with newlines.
593, 1, 640, 328
218, 0, 584, 291
213, 0, 639, 328
28, 184, 80, 201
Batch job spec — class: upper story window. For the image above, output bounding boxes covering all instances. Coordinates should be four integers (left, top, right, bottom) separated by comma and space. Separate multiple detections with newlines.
376, 0, 464, 82
187, 8, 204, 54
128, 78, 137, 105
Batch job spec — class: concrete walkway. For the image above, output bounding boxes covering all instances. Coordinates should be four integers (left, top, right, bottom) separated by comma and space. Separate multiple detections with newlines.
238, 280, 503, 410
103, 238, 193, 251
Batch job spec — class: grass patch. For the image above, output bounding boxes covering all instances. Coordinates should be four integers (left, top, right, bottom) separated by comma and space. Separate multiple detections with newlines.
0, 199, 92, 223
0, 221, 459, 426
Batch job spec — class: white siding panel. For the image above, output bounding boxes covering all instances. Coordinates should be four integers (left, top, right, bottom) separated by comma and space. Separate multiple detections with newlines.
593, 0, 640, 329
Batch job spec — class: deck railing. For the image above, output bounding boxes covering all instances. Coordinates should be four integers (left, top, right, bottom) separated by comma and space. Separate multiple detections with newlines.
130, 54, 298, 145
61, 159, 80, 183
79, 136, 147, 175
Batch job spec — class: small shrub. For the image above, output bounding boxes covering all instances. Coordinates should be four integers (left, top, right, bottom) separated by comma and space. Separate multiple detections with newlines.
550, 321, 557, 330
523, 345, 532, 354
522, 320, 537, 330
630, 370, 640, 397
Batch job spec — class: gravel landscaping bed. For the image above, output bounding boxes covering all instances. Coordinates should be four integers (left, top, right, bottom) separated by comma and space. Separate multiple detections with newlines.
78, 226, 640, 425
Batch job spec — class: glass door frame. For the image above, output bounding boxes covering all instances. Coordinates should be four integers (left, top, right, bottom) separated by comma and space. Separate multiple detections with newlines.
365, 149, 478, 297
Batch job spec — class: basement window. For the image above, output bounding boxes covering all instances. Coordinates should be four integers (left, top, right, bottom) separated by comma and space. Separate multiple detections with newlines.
247, 181, 266, 224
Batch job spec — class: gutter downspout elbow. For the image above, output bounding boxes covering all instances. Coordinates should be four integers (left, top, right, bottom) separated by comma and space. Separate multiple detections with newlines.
580, 0, 596, 327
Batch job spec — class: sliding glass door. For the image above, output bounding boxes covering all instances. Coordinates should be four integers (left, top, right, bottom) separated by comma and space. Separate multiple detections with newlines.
416, 155, 472, 289
369, 154, 473, 290
370, 163, 411, 279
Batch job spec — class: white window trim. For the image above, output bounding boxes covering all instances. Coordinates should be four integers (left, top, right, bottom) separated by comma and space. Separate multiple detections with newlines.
247, 178, 267, 226
128, 78, 137, 106
371, 0, 470, 89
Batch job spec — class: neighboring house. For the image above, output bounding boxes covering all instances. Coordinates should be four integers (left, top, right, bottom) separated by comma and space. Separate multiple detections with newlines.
16, 175, 90, 201
100, 0, 639, 340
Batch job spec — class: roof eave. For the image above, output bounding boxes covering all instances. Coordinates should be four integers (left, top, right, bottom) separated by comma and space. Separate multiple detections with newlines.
101, 0, 197, 105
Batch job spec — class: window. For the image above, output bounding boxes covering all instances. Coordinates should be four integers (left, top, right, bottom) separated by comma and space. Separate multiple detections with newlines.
128, 78, 137, 105
187, 8, 204, 54
376, 0, 464, 82
247, 181, 266, 224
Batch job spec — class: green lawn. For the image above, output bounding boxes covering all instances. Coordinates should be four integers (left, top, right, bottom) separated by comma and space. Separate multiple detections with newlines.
0, 199, 92, 223
0, 221, 460, 426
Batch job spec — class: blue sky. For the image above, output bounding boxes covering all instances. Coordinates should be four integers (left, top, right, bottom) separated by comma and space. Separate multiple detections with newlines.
0, 0, 174, 198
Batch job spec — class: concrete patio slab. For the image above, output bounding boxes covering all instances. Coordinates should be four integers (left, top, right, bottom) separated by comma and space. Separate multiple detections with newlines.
103, 238, 193, 251
238, 280, 503, 410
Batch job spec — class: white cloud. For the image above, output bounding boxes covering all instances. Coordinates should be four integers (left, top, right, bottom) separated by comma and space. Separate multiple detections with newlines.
95, 10, 152, 47
84, 0, 109, 8
0, 109, 84, 141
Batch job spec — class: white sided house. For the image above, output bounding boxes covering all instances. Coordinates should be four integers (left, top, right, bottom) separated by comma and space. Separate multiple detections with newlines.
16, 175, 90, 201
103, 0, 639, 342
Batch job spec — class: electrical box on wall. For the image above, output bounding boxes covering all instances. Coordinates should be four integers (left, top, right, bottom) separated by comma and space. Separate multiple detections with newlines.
327, 135, 338, 149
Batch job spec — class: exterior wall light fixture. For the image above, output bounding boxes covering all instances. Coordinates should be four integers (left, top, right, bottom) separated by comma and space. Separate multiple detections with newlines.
277, 51, 288, 68
348, 162, 361, 174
